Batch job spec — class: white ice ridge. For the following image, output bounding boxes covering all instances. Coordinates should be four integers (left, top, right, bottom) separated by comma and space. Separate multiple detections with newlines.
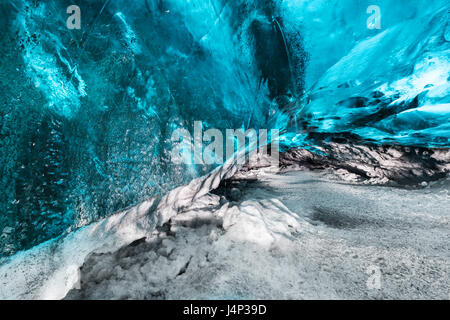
0, 155, 242, 299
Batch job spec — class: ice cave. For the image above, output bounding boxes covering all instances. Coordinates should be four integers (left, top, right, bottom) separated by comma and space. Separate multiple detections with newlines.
0, 0, 449, 300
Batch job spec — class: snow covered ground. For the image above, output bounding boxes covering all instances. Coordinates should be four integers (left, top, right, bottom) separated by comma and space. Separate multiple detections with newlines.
1, 156, 448, 300
65, 168, 449, 300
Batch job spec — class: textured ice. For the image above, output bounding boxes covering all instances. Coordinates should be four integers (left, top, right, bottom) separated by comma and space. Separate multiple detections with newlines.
1, 0, 295, 255
295, 1, 450, 147
278, 143, 450, 186
0, 156, 240, 299
0, 0, 449, 271
63, 169, 450, 300
1, 149, 448, 299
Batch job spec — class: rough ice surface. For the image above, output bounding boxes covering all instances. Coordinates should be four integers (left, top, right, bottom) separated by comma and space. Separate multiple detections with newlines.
1, 0, 449, 256
0, 0, 449, 300
1, 0, 301, 255
296, 2, 450, 147
0, 157, 240, 299
2, 158, 448, 300
64, 169, 449, 300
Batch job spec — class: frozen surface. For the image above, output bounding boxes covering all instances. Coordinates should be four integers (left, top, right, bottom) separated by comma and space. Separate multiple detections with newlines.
0, 151, 448, 300
0, 1, 449, 302
0, 0, 299, 255
64, 169, 450, 300
0, 159, 239, 299
1, 0, 449, 256
294, 0, 450, 147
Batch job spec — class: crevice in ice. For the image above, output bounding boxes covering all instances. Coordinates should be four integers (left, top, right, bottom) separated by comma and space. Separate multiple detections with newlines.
276, 142, 450, 187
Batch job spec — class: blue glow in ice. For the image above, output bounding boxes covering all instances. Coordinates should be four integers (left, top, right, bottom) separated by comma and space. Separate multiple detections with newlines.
0, 0, 448, 256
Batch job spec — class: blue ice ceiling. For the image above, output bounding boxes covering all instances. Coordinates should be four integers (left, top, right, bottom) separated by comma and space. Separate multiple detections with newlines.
0, 0, 449, 256
291, 0, 450, 147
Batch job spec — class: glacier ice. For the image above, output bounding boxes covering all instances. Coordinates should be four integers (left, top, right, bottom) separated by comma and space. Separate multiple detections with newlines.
0, 0, 302, 256
0, 153, 241, 299
0, 0, 449, 265
297, 3, 450, 147
3, 166, 447, 300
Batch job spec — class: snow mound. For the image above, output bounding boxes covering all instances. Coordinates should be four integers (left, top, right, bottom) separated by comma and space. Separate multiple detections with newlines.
65, 170, 450, 300
65, 187, 314, 299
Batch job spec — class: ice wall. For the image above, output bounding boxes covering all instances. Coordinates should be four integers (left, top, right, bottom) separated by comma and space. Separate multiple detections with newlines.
283, 0, 449, 147
0, 0, 303, 256
0, 0, 448, 257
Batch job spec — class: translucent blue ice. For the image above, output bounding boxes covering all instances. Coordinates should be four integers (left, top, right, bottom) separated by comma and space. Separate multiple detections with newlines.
0, 0, 448, 256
